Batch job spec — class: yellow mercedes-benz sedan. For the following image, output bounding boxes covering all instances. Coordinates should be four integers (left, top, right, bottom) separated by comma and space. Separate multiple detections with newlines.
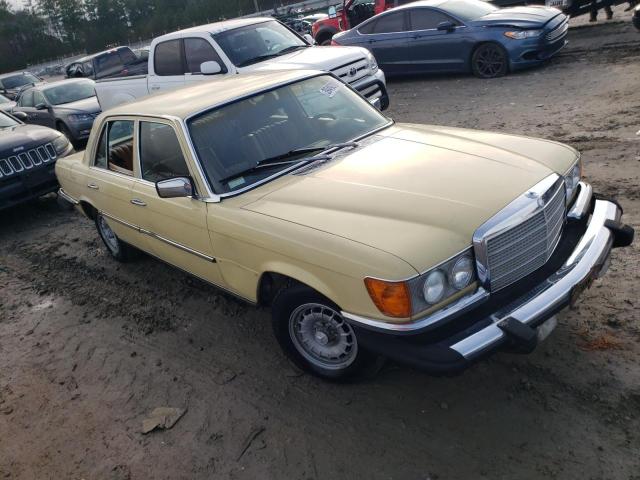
56, 70, 634, 379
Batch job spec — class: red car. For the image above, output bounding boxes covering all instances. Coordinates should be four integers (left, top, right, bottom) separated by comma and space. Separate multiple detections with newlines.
312, 0, 415, 45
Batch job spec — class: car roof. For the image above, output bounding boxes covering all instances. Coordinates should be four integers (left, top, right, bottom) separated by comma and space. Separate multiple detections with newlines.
0, 71, 34, 80
73, 46, 131, 63
155, 17, 272, 40
392, 0, 450, 9
25, 78, 93, 92
103, 70, 323, 119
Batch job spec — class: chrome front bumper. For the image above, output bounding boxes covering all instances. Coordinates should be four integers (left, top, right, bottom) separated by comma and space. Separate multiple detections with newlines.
343, 183, 632, 368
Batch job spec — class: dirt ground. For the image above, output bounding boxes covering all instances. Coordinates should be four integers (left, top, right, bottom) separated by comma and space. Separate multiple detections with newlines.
1, 12, 639, 480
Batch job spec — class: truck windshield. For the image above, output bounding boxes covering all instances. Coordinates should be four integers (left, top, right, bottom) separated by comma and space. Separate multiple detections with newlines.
0, 111, 19, 128
214, 20, 308, 68
43, 81, 96, 105
188, 75, 390, 195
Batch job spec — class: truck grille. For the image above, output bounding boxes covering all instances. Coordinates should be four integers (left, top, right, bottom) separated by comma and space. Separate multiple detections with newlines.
331, 58, 370, 85
0, 143, 57, 179
484, 180, 566, 291
545, 19, 569, 42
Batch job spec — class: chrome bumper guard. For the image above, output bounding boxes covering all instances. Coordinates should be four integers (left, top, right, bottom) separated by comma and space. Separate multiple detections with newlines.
343, 184, 626, 360
58, 188, 79, 205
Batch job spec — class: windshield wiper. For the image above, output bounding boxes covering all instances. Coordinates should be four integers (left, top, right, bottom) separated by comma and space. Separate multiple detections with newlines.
275, 45, 309, 56
237, 53, 281, 67
220, 142, 359, 184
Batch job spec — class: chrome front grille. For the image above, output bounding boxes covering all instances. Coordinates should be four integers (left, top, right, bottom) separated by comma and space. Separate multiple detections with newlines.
0, 143, 56, 179
476, 176, 566, 292
546, 19, 569, 42
331, 58, 369, 85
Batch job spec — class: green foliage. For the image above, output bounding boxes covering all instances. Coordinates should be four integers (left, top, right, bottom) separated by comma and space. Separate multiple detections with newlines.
0, 0, 305, 73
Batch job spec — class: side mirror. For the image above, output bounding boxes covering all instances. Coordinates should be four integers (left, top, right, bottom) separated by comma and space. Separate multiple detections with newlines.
200, 61, 222, 75
328, 6, 337, 17
155, 177, 194, 199
303, 33, 314, 44
12, 111, 28, 121
437, 21, 456, 31
35, 103, 47, 110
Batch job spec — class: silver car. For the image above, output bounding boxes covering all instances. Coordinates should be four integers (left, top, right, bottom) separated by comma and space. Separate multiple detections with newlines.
12, 79, 101, 145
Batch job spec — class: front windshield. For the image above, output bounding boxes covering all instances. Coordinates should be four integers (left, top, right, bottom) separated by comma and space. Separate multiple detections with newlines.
43, 81, 96, 105
1, 73, 39, 89
188, 75, 389, 194
214, 20, 307, 67
0, 94, 11, 103
441, 0, 498, 21
0, 111, 19, 128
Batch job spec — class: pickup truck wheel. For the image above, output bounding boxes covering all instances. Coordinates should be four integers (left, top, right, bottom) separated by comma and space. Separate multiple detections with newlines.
471, 43, 509, 78
272, 285, 368, 379
95, 213, 137, 262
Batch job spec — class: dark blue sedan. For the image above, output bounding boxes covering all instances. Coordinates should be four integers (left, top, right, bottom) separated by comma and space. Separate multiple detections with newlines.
331, 0, 569, 78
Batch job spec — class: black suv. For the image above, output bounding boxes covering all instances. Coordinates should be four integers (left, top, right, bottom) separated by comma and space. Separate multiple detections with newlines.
65, 46, 147, 80
0, 110, 73, 210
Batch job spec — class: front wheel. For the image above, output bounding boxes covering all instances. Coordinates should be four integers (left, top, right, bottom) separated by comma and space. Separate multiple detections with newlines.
471, 43, 509, 79
272, 285, 370, 380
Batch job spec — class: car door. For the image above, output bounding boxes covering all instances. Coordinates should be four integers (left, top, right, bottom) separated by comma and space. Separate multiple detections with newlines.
31, 90, 55, 128
183, 37, 227, 86
86, 118, 142, 248
359, 10, 410, 75
130, 119, 223, 285
148, 39, 186, 94
406, 7, 470, 73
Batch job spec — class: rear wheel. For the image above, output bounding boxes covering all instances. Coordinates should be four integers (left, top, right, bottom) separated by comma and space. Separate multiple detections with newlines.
272, 284, 370, 380
95, 213, 137, 262
471, 43, 509, 79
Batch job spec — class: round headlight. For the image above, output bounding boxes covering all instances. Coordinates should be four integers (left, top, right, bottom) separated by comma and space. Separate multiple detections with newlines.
423, 270, 446, 304
567, 163, 580, 189
451, 256, 474, 290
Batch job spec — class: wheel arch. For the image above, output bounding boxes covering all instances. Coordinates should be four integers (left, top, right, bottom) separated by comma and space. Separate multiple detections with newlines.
78, 199, 98, 220
470, 41, 510, 75
256, 264, 339, 309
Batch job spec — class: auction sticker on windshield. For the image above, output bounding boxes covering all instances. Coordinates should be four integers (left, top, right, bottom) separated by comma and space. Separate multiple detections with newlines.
319, 81, 339, 98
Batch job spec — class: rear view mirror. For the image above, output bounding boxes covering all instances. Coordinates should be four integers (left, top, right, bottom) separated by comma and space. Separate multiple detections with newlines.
328, 6, 337, 17
12, 111, 28, 121
156, 177, 194, 198
200, 61, 222, 75
303, 33, 314, 44
437, 21, 456, 31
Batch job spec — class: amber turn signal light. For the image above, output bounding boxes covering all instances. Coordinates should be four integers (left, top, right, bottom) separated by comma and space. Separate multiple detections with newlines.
364, 278, 412, 318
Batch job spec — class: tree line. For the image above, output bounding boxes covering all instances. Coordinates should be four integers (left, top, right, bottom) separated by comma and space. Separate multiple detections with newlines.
0, 0, 304, 73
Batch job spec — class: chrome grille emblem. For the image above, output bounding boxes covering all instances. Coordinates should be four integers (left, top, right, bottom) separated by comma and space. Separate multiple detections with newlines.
348, 67, 357, 77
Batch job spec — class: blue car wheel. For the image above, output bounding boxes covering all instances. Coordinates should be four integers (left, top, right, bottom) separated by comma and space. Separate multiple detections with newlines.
471, 43, 509, 79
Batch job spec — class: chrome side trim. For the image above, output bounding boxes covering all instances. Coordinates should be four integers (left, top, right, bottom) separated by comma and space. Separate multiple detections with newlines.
451, 199, 619, 359
57, 188, 79, 205
567, 182, 592, 220
342, 287, 489, 333
100, 211, 216, 263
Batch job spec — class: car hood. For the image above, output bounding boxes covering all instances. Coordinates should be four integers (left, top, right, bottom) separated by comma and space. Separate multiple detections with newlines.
54, 96, 101, 114
471, 6, 562, 28
245, 45, 368, 72
243, 124, 578, 273
0, 101, 16, 112
0, 123, 59, 155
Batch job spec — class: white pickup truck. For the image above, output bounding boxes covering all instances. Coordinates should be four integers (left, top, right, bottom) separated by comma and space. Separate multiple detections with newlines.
95, 17, 388, 112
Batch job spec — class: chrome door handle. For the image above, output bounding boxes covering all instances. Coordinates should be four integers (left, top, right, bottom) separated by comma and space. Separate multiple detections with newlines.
87, 183, 99, 189
130, 198, 147, 206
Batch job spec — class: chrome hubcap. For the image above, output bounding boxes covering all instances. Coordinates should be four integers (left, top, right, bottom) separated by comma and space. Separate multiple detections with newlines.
98, 215, 119, 253
289, 303, 357, 370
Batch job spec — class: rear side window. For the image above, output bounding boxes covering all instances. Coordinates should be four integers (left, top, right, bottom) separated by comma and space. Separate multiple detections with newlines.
94, 120, 135, 175
358, 19, 376, 34
154, 40, 184, 76
409, 8, 455, 30
372, 11, 406, 33
19, 90, 34, 107
95, 52, 124, 77
139, 122, 190, 183
184, 38, 226, 74
118, 48, 138, 65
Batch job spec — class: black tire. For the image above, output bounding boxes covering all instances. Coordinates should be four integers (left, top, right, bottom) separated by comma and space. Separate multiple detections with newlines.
271, 284, 371, 380
471, 43, 509, 79
95, 212, 137, 262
